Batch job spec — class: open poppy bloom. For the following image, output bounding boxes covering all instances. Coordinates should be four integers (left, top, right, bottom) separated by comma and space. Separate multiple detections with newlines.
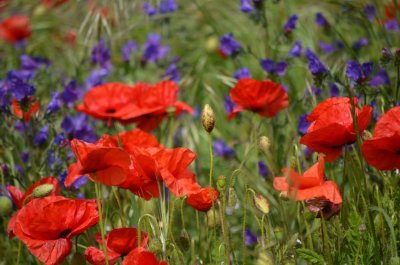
273, 155, 342, 205
0, 15, 31, 43
12, 98, 39, 121
13, 196, 99, 265
186, 187, 218, 212
362, 106, 400, 170
121, 80, 193, 131
300, 97, 372, 161
76, 83, 136, 125
122, 247, 168, 265
228, 78, 288, 119
85, 228, 149, 265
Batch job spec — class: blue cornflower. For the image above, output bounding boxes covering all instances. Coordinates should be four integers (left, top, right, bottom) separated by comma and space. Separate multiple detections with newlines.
260, 59, 287, 77
121, 40, 138, 62
305, 49, 327, 75
364, 5, 376, 21
329, 83, 340, 97
258, 160, 269, 178
233, 67, 251, 80
298, 114, 310, 135
91, 39, 111, 69
46, 92, 61, 114
245, 229, 258, 247
34, 126, 49, 146
219, 33, 241, 57
163, 63, 180, 82
6, 71, 35, 101
159, 0, 177, 13
240, 0, 254, 13
370, 68, 390, 87
289, 41, 302, 57
213, 140, 235, 158
143, 2, 157, 16
284, 14, 298, 34
345, 60, 373, 82
142, 33, 170, 63
315, 12, 329, 27
352, 37, 368, 50
61, 80, 81, 106
319, 41, 335, 54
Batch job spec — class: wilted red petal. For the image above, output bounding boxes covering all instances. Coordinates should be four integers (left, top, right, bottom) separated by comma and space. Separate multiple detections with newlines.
85, 247, 120, 265
122, 247, 167, 265
0, 15, 31, 43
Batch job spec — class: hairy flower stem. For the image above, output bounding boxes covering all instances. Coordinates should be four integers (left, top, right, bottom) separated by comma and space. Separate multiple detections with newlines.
218, 195, 231, 264
207, 133, 217, 247
16, 241, 21, 265
320, 215, 333, 265
94, 176, 109, 265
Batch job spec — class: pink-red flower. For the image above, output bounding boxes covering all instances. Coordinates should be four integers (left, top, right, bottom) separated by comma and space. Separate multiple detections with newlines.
12, 98, 39, 122
0, 15, 31, 43
300, 97, 372, 161
186, 187, 218, 212
362, 106, 400, 170
273, 155, 342, 204
228, 78, 288, 119
85, 228, 149, 265
122, 247, 168, 265
13, 196, 99, 265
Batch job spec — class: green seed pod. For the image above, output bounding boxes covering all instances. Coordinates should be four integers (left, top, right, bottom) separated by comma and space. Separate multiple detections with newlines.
253, 194, 270, 214
216, 176, 226, 192
179, 229, 190, 251
32, 184, 54, 198
201, 104, 215, 133
227, 188, 238, 209
0, 196, 12, 216
205, 209, 220, 228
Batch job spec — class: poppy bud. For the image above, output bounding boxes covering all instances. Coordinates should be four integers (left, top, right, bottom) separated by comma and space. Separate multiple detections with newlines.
253, 194, 270, 214
258, 136, 271, 152
32, 184, 54, 198
256, 252, 274, 265
201, 104, 215, 133
274, 227, 284, 241
179, 229, 190, 251
205, 209, 220, 227
362, 130, 373, 141
227, 187, 238, 209
216, 175, 226, 192
0, 196, 12, 216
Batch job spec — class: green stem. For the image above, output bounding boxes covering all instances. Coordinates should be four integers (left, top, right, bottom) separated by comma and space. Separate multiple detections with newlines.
94, 179, 109, 265
218, 196, 231, 264
16, 241, 21, 265
320, 216, 333, 265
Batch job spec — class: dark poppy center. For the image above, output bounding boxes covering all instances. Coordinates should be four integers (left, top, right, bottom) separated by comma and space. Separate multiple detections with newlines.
105, 108, 116, 114
58, 228, 72, 238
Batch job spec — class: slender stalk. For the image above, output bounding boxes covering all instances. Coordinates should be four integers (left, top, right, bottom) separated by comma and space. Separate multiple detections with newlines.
16, 241, 21, 265
218, 197, 231, 264
94, 177, 109, 265
320, 216, 333, 265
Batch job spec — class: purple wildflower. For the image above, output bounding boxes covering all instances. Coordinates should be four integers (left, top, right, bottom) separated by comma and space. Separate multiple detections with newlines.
85, 68, 109, 90
315, 12, 329, 27
224, 96, 236, 114
142, 33, 170, 63
233, 67, 251, 80
34, 126, 49, 146
260, 59, 287, 77
143, 2, 157, 16
385, 19, 400, 32
329, 83, 340, 97
21, 151, 29, 164
345, 60, 373, 82
284, 14, 298, 34
245, 229, 258, 247
159, 0, 177, 13
289, 41, 302, 57
71, 176, 88, 189
305, 48, 327, 75
240, 0, 254, 13
121, 40, 138, 62
20, 55, 49, 71
6, 71, 35, 101
298, 114, 310, 135
61, 114, 97, 143
319, 41, 335, 54
258, 160, 269, 178
352, 37, 368, 50
61, 80, 81, 106
364, 5, 376, 21
370, 68, 390, 87
219, 33, 241, 57
91, 39, 111, 69
46, 92, 61, 114
213, 139, 235, 158
163, 63, 180, 82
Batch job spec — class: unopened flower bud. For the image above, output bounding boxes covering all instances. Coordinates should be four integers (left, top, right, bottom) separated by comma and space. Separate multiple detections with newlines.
205, 209, 220, 227
253, 194, 270, 214
201, 104, 215, 133
258, 136, 271, 152
0, 196, 12, 216
216, 176, 226, 192
179, 229, 190, 251
290, 156, 298, 169
32, 184, 54, 198
362, 130, 373, 141
227, 187, 238, 209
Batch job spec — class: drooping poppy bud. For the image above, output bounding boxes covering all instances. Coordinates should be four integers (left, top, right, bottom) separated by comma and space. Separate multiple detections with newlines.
201, 104, 215, 133
216, 175, 226, 192
32, 184, 54, 198
258, 136, 271, 152
253, 194, 270, 214
0, 196, 12, 216
205, 209, 220, 227
179, 229, 190, 251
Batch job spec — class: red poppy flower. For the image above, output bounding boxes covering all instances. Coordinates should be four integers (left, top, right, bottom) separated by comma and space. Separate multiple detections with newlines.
12, 98, 39, 121
85, 228, 149, 265
7, 177, 61, 238
186, 187, 218, 212
273, 156, 342, 204
362, 106, 400, 170
111, 129, 161, 154
13, 196, 99, 265
122, 247, 168, 265
76, 83, 136, 125
384, 2, 400, 19
300, 97, 372, 161
121, 81, 193, 131
0, 15, 31, 43
65, 135, 132, 187
228, 78, 288, 119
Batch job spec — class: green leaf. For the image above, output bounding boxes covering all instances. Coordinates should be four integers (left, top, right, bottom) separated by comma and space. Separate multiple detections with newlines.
296, 248, 325, 265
